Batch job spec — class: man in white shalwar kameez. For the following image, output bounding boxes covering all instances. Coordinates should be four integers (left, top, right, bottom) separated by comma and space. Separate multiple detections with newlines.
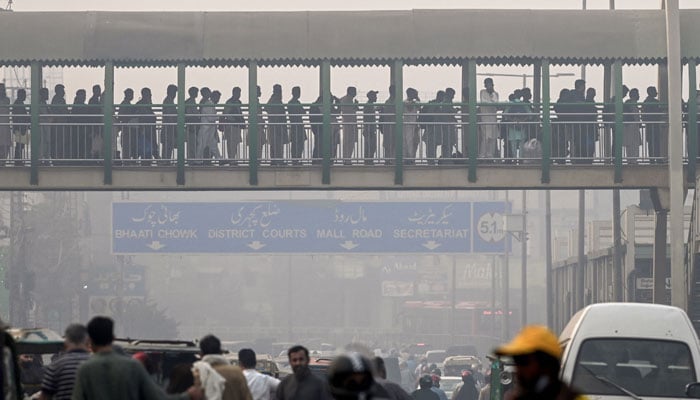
197, 91, 222, 161
478, 78, 500, 159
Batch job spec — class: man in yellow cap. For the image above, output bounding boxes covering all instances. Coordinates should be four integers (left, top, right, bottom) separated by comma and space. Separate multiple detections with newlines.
495, 325, 581, 400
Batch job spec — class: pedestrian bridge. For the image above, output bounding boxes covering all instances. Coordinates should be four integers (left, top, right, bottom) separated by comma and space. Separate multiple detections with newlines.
0, 163, 678, 191
0, 9, 699, 191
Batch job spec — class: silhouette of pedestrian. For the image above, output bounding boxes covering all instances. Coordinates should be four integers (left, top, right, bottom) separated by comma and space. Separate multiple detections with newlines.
69, 89, 91, 162
339, 86, 359, 165
265, 84, 288, 165
287, 86, 307, 165
184, 86, 199, 163
161, 84, 177, 163
88, 84, 102, 159
117, 88, 136, 162
642, 86, 664, 163
135, 87, 157, 163
362, 90, 379, 165
380, 85, 396, 165
221, 87, 245, 165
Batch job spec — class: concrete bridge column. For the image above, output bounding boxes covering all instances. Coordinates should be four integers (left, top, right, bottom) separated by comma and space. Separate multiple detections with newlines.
651, 188, 670, 304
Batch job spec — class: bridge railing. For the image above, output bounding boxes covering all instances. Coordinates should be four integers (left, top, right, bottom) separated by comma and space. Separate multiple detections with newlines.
0, 100, 694, 185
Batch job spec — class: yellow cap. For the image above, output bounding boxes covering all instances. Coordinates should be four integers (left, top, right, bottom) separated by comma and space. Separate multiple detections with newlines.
494, 325, 562, 360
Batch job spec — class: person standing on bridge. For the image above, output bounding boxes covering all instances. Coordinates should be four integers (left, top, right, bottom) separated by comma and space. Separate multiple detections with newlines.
184, 86, 199, 163
642, 86, 664, 163
579, 87, 598, 163
265, 84, 288, 166
623, 88, 642, 164
160, 84, 178, 163
287, 86, 307, 165
478, 78, 499, 160
403, 88, 420, 164
87, 84, 103, 159
69, 89, 92, 163
11, 88, 29, 165
50, 84, 69, 161
221, 86, 245, 165
362, 90, 379, 165
380, 85, 397, 165
116, 88, 135, 162
197, 89, 222, 163
419, 90, 443, 165
0, 84, 12, 164
340, 86, 359, 165
135, 87, 157, 163
603, 85, 629, 163
39, 88, 52, 163
441, 88, 458, 159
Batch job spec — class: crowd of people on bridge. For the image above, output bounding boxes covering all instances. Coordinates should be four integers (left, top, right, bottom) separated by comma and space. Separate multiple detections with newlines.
0, 78, 685, 166
1, 316, 576, 400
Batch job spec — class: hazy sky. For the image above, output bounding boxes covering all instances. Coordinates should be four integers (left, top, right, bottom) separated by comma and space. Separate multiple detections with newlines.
5, 0, 697, 102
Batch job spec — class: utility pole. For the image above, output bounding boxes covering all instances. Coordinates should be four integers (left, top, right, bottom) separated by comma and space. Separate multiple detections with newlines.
9, 191, 27, 328
666, 0, 686, 310
521, 191, 527, 327
502, 191, 510, 340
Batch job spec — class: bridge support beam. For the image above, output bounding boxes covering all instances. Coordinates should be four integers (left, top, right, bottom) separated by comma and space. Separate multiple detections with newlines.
541, 60, 551, 183
651, 188, 670, 304
393, 60, 404, 185
248, 61, 259, 186
467, 60, 478, 183
613, 61, 623, 183
30, 62, 41, 185
321, 61, 332, 184
103, 61, 114, 185
176, 64, 186, 185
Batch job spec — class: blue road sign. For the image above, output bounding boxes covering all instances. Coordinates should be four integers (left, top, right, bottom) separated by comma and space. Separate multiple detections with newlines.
112, 201, 508, 254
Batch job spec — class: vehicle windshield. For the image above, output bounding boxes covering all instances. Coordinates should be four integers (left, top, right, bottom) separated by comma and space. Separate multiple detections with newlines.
571, 338, 695, 398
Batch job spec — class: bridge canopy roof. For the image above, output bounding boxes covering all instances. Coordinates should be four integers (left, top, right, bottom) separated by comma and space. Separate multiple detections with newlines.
1, 9, 699, 67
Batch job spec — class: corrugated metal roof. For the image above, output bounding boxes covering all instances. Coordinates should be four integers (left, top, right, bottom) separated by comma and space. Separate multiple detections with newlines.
0, 9, 698, 67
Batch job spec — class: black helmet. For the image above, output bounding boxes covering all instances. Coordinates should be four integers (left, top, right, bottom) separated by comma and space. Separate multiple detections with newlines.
419, 374, 433, 388
328, 353, 375, 400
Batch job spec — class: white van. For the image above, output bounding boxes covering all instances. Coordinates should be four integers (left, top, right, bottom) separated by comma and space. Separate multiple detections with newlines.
559, 303, 700, 400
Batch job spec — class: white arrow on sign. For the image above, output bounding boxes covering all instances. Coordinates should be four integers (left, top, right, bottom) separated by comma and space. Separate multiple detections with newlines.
247, 241, 266, 250
340, 241, 359, 250
146, 241, 166, 251
422, 240, 441, 250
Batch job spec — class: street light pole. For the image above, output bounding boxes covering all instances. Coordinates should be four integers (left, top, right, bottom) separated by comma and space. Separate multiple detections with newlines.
521, 191, 527, 327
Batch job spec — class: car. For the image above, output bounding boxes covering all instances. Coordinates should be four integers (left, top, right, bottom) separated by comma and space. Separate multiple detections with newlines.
443, 355, 481, 377
446, 344, 478, 358
308, 356, 335, 378
424, 349, 447, 369
9, 328, 64, 398
438, 376, 463, 399
114, 338, 200, 387
560, 303, 700, 400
